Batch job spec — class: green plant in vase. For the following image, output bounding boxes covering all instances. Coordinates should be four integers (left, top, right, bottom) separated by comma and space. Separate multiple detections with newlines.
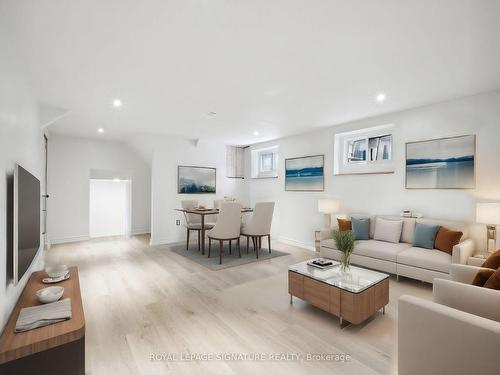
332, 229, 356, 272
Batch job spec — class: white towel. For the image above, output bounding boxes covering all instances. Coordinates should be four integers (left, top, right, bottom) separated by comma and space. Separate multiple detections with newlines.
15, 298, 72, 333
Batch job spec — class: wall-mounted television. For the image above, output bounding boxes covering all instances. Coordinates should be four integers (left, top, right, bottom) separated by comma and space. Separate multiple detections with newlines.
13, 164, 41, 284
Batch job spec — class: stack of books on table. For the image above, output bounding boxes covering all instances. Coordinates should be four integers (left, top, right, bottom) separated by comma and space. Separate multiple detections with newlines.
307, 258, 339, 270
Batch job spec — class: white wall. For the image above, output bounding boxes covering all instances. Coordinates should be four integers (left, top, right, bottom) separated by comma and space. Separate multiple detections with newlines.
89, 179, 130, 238
246, 90, 500, 250
149, 137, 248, 245
47, 135, 151, 244
0, 32, 44, 331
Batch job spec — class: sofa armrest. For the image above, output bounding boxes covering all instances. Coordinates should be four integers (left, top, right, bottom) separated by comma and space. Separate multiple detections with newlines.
433, 278, 500, 322
320, 229, 333, 241
398, 295, 500, 375
451, 238, 475, 264
450, 263, 490, 284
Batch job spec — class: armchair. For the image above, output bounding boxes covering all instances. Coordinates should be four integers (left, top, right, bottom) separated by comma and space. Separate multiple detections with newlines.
398, 264, 500, 375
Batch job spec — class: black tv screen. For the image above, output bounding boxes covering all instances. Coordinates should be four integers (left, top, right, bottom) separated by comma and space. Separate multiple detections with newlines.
14, 164, 40, 284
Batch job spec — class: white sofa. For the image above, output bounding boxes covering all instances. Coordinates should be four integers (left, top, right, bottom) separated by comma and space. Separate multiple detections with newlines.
398, 264, 500, 375
320, 214, 475, 283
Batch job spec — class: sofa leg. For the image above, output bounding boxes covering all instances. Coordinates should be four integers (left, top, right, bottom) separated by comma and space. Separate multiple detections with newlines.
396, 275, 400, 282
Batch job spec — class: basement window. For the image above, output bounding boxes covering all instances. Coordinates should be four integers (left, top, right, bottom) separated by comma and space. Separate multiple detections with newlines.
251, 145, 278, 178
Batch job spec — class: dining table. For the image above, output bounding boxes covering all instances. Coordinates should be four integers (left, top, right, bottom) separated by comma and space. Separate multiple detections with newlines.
175, 207, 253, 255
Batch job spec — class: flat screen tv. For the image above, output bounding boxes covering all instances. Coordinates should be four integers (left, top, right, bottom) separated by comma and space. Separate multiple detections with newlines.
13, 164, 41, 284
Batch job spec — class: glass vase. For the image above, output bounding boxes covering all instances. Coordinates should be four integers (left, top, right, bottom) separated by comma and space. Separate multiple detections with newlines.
340, 252, 351, 273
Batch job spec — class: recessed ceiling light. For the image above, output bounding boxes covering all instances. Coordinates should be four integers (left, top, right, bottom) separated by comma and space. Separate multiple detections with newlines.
207, 111, 217, 118
97, 128, 104, 133
253, 130, 260, 136
376, 93, 386, 102
113, 98, 122, 108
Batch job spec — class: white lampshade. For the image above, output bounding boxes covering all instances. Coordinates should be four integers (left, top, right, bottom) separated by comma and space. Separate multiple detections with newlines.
476, 203, 500, 225
318, 199, 340, 214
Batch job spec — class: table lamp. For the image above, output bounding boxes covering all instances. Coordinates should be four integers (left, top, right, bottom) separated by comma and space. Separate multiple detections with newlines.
318, 199, 340, 229
476, 203, 500, 253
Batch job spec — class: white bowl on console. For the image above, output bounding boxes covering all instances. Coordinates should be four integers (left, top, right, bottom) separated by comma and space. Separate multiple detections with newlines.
36, 286, 64, 304
45, 264, 69, 279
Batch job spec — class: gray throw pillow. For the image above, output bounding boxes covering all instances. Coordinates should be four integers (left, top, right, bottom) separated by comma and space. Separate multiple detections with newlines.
351, 217, 370, 240
412, 223, 439, 249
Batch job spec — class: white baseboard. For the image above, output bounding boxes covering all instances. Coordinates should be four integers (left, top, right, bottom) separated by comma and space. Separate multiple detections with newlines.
150, 237, 184, 246
49, 235, 90, 245
131, 229, 151, 236
276, 236, 316, 252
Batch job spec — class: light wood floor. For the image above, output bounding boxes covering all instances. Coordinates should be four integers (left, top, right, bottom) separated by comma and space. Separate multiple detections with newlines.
46, 235, 432, 375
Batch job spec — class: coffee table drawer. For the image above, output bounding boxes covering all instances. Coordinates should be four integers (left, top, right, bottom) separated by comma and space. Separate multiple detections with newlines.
288, 271, 304, 299
303, 277, 330, 312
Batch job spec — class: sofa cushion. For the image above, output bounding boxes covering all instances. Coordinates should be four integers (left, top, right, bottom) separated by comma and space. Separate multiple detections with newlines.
397, 247, 452, 273
321, 239, 411, 262
434, 227, 463, 255
352, 217, 370, 240
376, 216, 416, 243
354, 240, 411, 262
412, 223, 439, 249
321, 238, 337, 250
374, 217, 403, 243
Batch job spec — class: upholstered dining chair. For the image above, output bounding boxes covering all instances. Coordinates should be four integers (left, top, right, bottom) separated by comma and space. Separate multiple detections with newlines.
207, 202, 242, 264
240, 202, 275, 258
181, 200, 214, 251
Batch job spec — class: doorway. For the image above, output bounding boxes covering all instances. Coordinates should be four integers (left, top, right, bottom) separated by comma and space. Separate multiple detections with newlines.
89, 179, 131, 238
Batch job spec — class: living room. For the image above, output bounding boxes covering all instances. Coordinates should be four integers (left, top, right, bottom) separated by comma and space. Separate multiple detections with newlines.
1, 1, 500, 375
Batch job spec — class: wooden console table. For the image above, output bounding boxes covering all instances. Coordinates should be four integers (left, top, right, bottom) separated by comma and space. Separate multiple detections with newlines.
0, 267, 85, 375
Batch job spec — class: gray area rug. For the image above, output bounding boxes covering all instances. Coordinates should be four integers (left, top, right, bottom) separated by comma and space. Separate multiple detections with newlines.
169, 242, 289, 270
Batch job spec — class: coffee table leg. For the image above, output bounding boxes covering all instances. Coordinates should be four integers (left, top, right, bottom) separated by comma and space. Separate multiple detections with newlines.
290, 294, 293, 304
201, 215, 205, 255
383, 306, 385, 315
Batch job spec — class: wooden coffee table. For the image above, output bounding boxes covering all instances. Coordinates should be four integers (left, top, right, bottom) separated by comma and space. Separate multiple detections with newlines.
288, 260, 389, 326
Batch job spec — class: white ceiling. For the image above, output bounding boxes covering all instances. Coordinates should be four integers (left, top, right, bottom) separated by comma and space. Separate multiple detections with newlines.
2, 0, 500, 145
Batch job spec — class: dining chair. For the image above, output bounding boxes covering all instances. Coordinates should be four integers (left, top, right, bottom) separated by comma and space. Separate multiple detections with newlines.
181, 200, 214, 251
207, 202, 242, 264
240, 202, 275, 258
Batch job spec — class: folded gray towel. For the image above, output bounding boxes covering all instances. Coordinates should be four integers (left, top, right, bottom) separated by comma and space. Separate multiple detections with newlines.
15, 298, 72, 333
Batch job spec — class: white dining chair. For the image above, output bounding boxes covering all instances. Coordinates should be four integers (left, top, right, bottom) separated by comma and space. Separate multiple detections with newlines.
240, 202, 275, 258
181, 200, 214, 251
207, 202, 242, 264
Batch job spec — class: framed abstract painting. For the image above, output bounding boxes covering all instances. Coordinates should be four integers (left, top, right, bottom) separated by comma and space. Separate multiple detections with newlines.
405, 135, 475, 189
178, 166, 216, 193
285, 155, 324, 191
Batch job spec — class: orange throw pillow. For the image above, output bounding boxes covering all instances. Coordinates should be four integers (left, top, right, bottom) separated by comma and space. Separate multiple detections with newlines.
483, 268, 500, 290
481, 249, 500, 270
472, 269, 495, 287
337, 218, 352, 232
434, 227, 463, 255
